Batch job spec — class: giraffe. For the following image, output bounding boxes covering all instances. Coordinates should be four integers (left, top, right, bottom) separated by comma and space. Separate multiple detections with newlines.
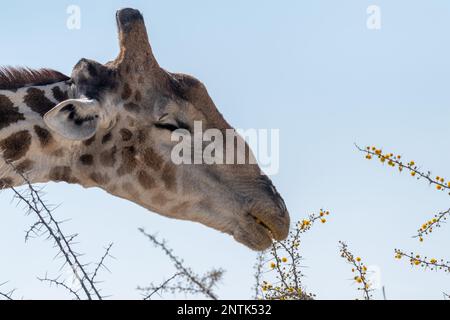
0, 8, 289, 251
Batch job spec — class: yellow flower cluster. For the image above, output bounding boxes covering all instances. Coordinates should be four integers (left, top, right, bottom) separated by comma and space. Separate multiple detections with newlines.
257, 209, 327, 300
394, 249, 450, 273
298, 210, 330, 232
415, 208, 449, 241
339, 241, 372, 300
365, 147, 401, 169
261, 279, 304, 300
268, 257, 288, 269
319, 209, 329, 224
361, 145, 450, 195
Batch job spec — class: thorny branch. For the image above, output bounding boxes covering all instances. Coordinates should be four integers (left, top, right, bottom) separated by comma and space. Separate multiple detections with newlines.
0, 282, 15, 300
255, 210, 328, 300
339, 241, 373, 300
357, 143, 450, 297
355, 144, 450, 192
414, 208, 449, 240
394, 250, 450, 273
138, 228, 224, 300
37, 275, 82, 300
253, 252, 265, 299
140, 273, 181, 300
1, 162, 114, 300
356, 144, 450, 241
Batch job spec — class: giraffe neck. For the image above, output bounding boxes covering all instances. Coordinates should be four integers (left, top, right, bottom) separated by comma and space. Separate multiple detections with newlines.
0, 81, 76, 188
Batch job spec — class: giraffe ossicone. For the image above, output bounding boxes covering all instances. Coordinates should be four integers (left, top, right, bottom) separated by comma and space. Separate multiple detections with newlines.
0, 8, 290, 250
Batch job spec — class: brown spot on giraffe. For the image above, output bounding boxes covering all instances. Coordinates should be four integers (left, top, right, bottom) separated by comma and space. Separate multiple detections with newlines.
119, 128, 132, 141
34, 125, 53, 147
117, 146, 137, 176
141, 147, 163, 171
83, 135, 96, 146
0, 94, 25, 130
23, 88, 55, 116
137, 170, 155, 189
0, 130, 32, 161
134, 90, 142, 102
49, 166, 78, 183
15, 159, 34, 173
124, 102, 140, 113
79, 154, 94, 165
99, 145, 117, 167
121, 83, 132, 100
102, 132, 112, 144
52, 86, 69, 102
0, 177, 13, 189
119, 128, 133, 141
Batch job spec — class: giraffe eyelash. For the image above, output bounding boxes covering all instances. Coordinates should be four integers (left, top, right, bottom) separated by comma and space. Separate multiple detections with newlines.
155, 119, 190, 132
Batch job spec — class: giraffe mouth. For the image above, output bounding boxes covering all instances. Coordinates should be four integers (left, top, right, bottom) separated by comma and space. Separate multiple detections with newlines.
231, 212, 280, 251
249, 213, 274, 238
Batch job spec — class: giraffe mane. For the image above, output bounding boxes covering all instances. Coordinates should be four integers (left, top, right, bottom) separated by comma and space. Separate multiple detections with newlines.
0, 67, 70, 90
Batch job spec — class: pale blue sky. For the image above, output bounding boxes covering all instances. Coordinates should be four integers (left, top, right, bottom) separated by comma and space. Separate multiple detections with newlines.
1, 0, 450, 299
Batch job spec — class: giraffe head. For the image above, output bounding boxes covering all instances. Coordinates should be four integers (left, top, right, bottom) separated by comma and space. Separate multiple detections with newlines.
43, 8, 290, 250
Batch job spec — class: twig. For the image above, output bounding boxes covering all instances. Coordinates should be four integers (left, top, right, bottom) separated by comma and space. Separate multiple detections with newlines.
141, 273, 181, 300
37, 275, 81, 300
395, 249, 450, 272
0, 282, 15, 300
253, 252, 265, 299
339, 241, 372, 300
91, 243, 114, 285
139, 228, 222, 300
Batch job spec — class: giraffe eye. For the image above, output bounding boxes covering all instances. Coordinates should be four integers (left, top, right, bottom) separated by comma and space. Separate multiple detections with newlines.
155, 116, 190, 132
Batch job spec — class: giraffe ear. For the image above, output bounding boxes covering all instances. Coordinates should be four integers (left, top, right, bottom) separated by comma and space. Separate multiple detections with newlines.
43, 98, 103, 141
